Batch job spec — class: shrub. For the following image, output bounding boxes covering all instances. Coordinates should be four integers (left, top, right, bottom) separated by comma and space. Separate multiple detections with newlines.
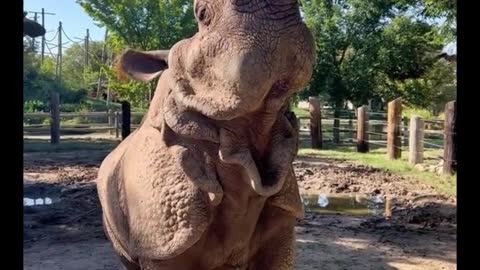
24, 100, 47, 113
402, 107, 436, 120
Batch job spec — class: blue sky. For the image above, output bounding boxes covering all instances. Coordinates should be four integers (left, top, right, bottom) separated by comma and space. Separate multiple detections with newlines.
24, 0, 104, 47
24, 0, 450, 49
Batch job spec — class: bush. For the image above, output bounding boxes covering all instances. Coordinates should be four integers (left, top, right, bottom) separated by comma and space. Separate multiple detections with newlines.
60, 103, 82, 113
57, 98, 122, 113
61, 116, 91, 125
402, 107, 437, 120
24, 100, 47, 113
60, 88, 88, 104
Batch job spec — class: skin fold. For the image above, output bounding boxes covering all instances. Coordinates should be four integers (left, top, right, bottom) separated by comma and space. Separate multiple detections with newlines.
97, 0, 316, 269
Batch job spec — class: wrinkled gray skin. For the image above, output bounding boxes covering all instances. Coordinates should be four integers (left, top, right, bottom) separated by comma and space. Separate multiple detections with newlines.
97, 0, 316, 269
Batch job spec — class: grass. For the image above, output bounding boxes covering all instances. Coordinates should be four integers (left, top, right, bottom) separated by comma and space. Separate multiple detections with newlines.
23, 138, 119, 153
83, 97, 121, 110
292, 107, 309, 118
298, 146, 456, 197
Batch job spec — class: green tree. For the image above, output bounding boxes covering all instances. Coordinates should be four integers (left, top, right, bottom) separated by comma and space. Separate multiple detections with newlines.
77, 0, 196, 50
23, 52, 81, 108
299, 0, 455, 143
300, 0, 399, 107
77, 0, 198, 107
374, 16, 446, 107
300, 0, 453, 111
23, 39, 89, 111
61, 41, 105, 90
420, 0, 456, 39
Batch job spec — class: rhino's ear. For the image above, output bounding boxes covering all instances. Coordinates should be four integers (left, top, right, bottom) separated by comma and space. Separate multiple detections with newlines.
116, 49, 169, 82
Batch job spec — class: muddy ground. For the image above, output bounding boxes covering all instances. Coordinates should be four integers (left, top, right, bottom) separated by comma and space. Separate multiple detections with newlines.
24, 144, 456, 270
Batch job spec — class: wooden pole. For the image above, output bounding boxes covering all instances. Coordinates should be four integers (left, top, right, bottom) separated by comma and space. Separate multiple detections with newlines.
41, 9, 45, 64
309, 97, 322, 149
443, 101, 456, 174
387, 98, 402, 159
56, 22, 62, 80
115, 111, 120, 138
31, 12, 38, 52
106, 51, 114, 107
50, 92, 60, 144
85, 29, 89, 67
356, 106, 369, 153
121, 101, 131, 140
408, 115, 424, 165
96, 29, 108, 100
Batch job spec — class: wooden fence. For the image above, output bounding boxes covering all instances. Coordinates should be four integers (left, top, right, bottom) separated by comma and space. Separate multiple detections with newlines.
24, 101, 143, 141
24, 96, 456, 175
303, 97, 456, 175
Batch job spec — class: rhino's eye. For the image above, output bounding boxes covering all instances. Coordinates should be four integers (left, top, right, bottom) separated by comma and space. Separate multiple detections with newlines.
195, 2, 212, 26
199, 8, 207, 21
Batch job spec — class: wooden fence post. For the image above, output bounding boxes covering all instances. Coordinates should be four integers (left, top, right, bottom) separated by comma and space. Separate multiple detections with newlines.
356, 106, 369, 153
121, 101, 131, 140
443, 100, 456, 174
402, 117, 409, 147
50, 92, 60, 144
115, 111, 120, 138
409, 115, 424, 165
348, 112, 354, 142
387, 98, 402, 159
333, 109, 340, 144
309, 97, 322, 149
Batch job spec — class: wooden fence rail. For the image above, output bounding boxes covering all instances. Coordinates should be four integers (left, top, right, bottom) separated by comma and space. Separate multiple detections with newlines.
303, 96, 455, 175
24, 97, 456, 175
24, 101, 141, 141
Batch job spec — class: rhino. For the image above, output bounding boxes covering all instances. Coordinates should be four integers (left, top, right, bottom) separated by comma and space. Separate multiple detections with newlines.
97, 0, 316, 269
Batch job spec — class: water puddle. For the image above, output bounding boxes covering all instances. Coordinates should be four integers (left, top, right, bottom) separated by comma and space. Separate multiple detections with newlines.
23, 197, 58, 207
301, 193, 392, 217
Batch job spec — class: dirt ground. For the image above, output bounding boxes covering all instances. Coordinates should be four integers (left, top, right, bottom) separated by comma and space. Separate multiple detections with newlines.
24, 146, 456, 270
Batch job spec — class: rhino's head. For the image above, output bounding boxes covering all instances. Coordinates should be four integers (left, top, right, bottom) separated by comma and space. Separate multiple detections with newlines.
119, 0, 315, 121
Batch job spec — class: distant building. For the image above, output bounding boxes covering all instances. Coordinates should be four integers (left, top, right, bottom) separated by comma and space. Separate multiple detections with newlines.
23, 12, 46, 38
438, 41, 456, 63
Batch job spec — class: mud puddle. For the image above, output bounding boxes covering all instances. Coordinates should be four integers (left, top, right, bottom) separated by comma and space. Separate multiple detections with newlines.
301, 193, 393, 217
23, 197, 60, 207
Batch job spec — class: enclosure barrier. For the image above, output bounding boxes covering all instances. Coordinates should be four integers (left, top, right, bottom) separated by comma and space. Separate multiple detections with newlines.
305, 97, 456, 175
24, 100, 138, 142
24, 97, 456, 175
